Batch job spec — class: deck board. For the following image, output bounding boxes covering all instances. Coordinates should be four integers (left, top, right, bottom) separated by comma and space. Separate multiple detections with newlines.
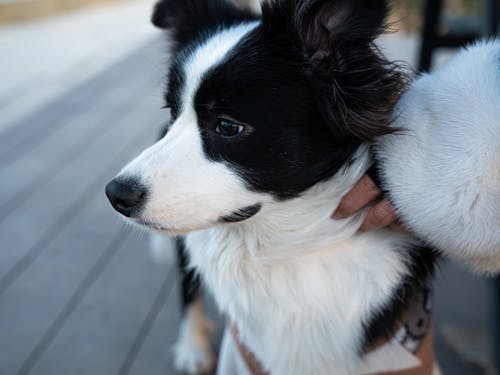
127, 280, 181, 375
0, 86, 164, 292
0, 193, 129, 372
26, 233, 172, 375
0, 62, 158, 216
0, 42, 165, 167
0, 36, 176, 374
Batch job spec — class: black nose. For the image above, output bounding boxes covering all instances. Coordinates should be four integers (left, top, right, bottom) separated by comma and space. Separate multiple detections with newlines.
105, 177, 147, 217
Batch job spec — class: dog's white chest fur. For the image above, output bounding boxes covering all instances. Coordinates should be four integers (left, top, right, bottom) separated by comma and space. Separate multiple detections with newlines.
185, 155, 416, 375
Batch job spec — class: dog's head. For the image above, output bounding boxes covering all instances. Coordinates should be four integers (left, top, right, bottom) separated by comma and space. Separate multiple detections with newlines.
106, 0, 404, 233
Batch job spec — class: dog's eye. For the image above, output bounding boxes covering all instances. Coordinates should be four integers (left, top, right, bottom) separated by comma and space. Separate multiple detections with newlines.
215, 119, 244, 138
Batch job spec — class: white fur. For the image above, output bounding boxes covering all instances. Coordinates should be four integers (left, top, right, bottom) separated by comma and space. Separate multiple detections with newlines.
376, 40, 500, 275
185, 149, 420, 375
174, 297, 216, 374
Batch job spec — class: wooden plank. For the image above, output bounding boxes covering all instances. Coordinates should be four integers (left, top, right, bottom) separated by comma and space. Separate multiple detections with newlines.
0, 59, 158, 218
127, 275, 225, 375
0, 190, 127, 373
434, 261, 490, 375
0, 36, 169, 374
0, 39, 166, 167
127, 280, 181, 375
0, 110, 163, 372
118, 271, 178, 375
27, 232, 174, 375
0, 0, 121, 25
0, 91, 165, 294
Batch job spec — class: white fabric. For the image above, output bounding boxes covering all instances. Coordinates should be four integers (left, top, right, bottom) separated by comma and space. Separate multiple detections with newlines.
358, 339, 421, 374
217, 328, 423, 375
376, 40, 500, 275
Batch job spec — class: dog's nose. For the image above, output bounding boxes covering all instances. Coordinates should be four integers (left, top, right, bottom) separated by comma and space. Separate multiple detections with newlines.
105, 177, 147, 217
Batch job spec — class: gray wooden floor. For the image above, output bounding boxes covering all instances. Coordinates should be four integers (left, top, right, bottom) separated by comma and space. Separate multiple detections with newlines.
0, 34, 495, 375
0, 37, 187, 375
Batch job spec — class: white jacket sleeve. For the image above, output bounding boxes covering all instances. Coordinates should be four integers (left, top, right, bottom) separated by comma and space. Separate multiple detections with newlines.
376, 40, 500, 275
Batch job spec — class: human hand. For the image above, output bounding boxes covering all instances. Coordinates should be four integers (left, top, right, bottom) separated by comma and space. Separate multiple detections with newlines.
332, 175, 408, 232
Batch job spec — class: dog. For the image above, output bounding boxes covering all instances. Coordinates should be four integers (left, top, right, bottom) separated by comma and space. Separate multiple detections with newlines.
105, 0, 442, 373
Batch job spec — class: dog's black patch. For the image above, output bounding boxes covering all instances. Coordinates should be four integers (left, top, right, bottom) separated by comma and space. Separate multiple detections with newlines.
361, 244, 439, 352
176, 238, 201, 311
163, 59, 185, 122
171, 0, 406, 200
151, 0, 258, 49
219, 203, 262, 223
192, 23, 360, 199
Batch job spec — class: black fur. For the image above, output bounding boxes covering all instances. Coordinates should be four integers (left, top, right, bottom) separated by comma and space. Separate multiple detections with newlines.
362, 244, 438, 351
151, 0, 257, 49
176, 238, 201, 311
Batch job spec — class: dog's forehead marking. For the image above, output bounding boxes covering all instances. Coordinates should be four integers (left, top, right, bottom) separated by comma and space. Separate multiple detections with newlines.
181, 21, 259, 108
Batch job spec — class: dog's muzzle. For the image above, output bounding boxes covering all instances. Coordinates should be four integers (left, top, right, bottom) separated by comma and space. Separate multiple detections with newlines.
105, 177, 147, 218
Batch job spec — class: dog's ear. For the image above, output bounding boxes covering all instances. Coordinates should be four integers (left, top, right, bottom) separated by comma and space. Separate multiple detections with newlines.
261, 0, 388, 62
151, 0, 258, 47
264, 0, 405, 142
297, 0, 388, 63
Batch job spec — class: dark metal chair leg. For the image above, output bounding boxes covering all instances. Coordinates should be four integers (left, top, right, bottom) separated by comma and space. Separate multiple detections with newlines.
419, 0, 443, 72
483, 0, 499, 36
486, 2, 499, 371
493, 277, 500, 375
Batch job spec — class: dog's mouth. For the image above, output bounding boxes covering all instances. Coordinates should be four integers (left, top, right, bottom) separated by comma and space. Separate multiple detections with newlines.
135, 203, 262, 233
137, 220, 174, 232
218, 204, 262, 223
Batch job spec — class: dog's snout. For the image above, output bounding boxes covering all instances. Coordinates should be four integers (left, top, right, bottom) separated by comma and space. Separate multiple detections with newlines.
105, 177, 147, 217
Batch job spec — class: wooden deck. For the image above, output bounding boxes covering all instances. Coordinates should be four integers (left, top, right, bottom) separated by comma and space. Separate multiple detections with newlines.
0, 37, 188, 375
0, 34, 494, 375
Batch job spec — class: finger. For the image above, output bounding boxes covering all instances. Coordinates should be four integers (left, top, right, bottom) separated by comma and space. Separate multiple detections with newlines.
360, 199, 397, 232
332, 175, 382, 219
390, 219, 410, 233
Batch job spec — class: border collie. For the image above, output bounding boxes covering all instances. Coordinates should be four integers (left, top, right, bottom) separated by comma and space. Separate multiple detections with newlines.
106, 0, 441, 373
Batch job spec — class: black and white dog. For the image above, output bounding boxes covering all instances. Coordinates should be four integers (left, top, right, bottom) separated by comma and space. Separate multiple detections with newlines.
105, 0, 445, 373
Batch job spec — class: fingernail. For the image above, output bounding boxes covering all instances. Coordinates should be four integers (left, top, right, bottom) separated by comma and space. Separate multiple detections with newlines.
332, 210, 344, 219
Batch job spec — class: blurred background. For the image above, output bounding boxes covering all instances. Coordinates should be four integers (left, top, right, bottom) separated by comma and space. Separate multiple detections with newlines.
0, 0, 498, 374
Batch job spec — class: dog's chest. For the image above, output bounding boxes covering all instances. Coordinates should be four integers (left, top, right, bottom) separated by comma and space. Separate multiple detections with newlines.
185, 228, 411, 375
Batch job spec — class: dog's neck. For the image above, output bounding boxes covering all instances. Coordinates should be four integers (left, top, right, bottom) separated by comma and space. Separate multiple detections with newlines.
220, 145, 371, 262
187, 145, 372, 264
185, 146, 421, 374
185, 145, 419, 374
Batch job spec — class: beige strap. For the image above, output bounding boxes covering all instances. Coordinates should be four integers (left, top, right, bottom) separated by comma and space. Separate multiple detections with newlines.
231, 324, 269, 375
372, 327, 435, 375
